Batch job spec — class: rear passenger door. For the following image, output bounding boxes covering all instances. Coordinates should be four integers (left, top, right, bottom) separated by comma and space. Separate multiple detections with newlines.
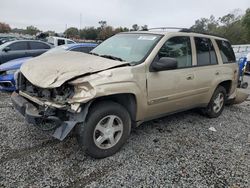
28, 41, 51, 57
191, 37, 220, 103
2, 41, 29, 63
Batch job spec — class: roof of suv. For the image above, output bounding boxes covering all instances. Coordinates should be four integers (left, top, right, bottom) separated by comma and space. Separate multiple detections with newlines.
123, 31, 227, 41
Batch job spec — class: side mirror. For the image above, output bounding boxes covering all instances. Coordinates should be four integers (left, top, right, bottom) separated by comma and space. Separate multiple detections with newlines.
3, 47, 10, 52
151, 57, 177, 72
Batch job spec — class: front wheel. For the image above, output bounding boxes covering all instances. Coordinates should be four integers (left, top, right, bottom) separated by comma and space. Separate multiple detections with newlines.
203, 86, 226, 118
77, 101, 131, 158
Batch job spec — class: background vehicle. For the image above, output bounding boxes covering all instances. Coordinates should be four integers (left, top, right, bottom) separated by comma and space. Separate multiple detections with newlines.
0, 43, 98, 91
47, 36, 75, 46
0, 40, 52, 64
232, 45, 250, 74
233, 44, 250, 61
12, 30, 242, 158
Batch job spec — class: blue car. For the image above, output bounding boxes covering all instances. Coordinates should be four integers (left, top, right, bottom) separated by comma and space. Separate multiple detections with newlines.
0, 43, 98, 91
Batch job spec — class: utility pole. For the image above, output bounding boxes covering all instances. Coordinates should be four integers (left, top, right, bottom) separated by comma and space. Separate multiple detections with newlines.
79, 13, 82, 38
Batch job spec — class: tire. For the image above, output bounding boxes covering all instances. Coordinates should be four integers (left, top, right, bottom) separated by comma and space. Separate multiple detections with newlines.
77, 101, 131, 158
203, 86, 226, 118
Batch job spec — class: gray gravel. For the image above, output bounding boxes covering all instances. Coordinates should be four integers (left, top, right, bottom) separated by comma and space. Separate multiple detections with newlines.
0, 77, 250, 187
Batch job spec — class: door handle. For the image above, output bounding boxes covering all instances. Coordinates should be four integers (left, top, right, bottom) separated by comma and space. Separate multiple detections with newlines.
186, 74, 194, 80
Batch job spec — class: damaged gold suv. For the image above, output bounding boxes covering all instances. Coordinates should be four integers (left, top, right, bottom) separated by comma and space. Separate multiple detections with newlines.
12, 29, 240, 158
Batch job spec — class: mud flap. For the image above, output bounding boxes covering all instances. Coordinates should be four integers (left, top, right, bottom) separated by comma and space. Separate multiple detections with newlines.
52, 121, 78, 141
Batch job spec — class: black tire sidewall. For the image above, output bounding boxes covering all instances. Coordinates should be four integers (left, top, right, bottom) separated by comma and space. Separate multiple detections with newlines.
78, 101, 131, 158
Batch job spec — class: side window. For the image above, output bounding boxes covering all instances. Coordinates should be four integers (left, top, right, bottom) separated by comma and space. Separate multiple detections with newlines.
195, 37, 218, 66
8, 41, 29, 51
57, 39, 65, 46
29, 41, 50, 50
67, 40, 74, 44
216, 40, 236, 63
158, 36, 192, 68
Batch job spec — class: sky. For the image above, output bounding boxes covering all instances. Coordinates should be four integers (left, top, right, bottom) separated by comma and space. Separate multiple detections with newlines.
0, 0, 249, 33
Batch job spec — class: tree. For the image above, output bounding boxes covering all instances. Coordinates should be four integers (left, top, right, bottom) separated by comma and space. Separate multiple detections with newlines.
242, 8, 250, 42
98, 26, 114, 40
12, 28, 26, 34
190, 10, 250, 44
132, 24, 139, 31
141, 25, 148, 31
80, 27, 98, 40
0, 22, 11, 33
64, 27, 79, 38
190, 18, 210, 33
98, 21, 107, 29
25, 25, 40, 35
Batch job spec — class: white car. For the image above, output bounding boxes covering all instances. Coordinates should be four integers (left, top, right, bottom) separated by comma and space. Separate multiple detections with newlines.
47, 36, 75, 46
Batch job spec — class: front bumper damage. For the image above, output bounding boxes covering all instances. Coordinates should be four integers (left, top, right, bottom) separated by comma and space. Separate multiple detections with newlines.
11, 92, 89, 141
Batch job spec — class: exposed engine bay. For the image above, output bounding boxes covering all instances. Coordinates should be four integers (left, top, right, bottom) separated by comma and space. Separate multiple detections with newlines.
17, 72, 74, 105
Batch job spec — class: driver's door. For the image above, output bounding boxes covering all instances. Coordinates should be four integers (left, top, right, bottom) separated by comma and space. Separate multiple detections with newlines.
146, 36, 199, 118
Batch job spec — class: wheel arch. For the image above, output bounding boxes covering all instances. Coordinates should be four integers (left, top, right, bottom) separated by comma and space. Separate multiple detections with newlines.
217, 80, 233, 96
86, 93, 137, 124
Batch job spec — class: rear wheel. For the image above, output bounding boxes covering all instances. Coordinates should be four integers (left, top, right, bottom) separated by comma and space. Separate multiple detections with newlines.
203, 86, 226, 118
77, 101, 131, 158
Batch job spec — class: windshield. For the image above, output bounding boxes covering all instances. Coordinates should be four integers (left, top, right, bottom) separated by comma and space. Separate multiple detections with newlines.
91, 33, 162, 64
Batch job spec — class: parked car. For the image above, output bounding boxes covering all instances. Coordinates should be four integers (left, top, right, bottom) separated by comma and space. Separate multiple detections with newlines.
0, 40, 52, 64
12, 30, 246, 158
0, 43, 97, 91
47, 36, 75, 46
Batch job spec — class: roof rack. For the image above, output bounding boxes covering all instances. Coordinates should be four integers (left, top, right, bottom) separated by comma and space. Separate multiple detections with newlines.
182, 29, 225, 38
145, 27, 190, 31
140, 27, 225, 39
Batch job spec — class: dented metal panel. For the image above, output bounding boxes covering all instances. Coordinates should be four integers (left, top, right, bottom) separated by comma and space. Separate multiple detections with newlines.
20, 52, 128, 88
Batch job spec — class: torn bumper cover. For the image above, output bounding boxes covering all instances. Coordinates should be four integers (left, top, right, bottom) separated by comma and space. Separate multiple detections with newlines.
11, 92, 83, 141
233, 88, 249, 104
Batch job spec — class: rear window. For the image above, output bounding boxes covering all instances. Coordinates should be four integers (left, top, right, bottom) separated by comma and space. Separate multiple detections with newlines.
194, 37, 218, 66
216, 40, 236, 63
29, 41, 50, 50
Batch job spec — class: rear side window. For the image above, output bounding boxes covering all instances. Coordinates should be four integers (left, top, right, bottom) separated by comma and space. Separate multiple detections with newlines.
8, 41, 29, 51
195, 37, 218, 66
67, 40, 74, 44
58, 39, 65, 46
29, 41, 50, 50
216, 40, 236, 63
71, 47, 95, 53
158, 36, 192, 68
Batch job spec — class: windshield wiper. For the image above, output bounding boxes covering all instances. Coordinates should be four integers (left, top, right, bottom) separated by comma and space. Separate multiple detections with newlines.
89, 52, 100, 56
100, 55, 125, 62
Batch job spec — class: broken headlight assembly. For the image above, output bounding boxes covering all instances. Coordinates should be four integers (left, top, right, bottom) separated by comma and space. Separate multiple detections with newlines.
68, 81, 96, 104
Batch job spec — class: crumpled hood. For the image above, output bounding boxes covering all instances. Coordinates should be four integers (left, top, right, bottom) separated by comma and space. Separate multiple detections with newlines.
20, 52, 128, 88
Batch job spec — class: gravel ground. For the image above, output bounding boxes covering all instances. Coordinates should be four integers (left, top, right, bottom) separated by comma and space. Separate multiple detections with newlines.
0, 77, 250, 187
